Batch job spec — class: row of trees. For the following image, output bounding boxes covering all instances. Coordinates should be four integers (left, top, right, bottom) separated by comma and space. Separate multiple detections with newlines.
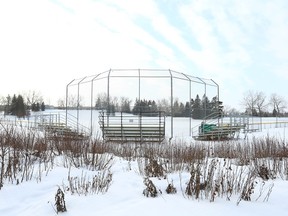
93, 91, 288, 119
2, 88, 287, 119
241, 91, 287, 117
42, 90, 288, 118
158, 95, 220, 119
94, 94, 132, 114
0, 91, 45, 117
93, 93, 221, 119
132, 99, 158, 115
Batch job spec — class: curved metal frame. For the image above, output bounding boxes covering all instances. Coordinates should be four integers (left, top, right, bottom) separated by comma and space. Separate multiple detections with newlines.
65, 69, 219, 140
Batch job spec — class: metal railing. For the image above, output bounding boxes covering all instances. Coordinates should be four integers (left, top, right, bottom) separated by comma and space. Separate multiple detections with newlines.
0, 112, 90, 137
191, 113, 249, 140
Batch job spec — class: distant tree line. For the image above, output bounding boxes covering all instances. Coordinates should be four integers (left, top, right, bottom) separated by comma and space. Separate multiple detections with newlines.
191, 95, 221, 119
171, 95, 221, 119
241, 90, 288, 117
64, 90, 288, 118
95, 93, 131, 114
0, 92, 45, 118
93, 93, 221, 119
132, 99, 158, 116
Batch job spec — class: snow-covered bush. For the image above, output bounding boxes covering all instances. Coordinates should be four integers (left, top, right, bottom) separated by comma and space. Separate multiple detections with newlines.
143, 178, 158, 197
55, 188, 67, 213
166, 182, 177, 194
144, 159, 166, 178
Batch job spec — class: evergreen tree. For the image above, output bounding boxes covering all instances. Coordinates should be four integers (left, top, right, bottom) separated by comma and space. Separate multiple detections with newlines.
95, 93, 108, 110
132, 99, 158, 116
16, 95, 26, 117
31, 102, 40, 111
191, 95, 202, 119
107, 103, 115, 115
184, 102, 191, 117
210, 96, 219, 117
140, 99, 146, 112
95, 97, 102, 110
4, 95, 11, 115
132, 99, 141, 114
151, 100, 158, 113
202, 94, 211, 118
147, 100, 152, 112
10, 94, 18, 116
31, 103, 36, 111
173, 100, 181, 117
10, 95, 26, 117
41, 102, 45, 111
178, 102, 185, 117
120, 97, 131, 113
36, 102, 40, 111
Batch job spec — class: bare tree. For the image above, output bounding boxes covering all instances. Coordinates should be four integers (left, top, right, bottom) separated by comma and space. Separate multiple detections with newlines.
0, 95, 12, 114
58, 94, 83, 109
255, 91, 267, 116
0, 96, 7, 107
24, 90, 43, 108
269, 93, 287, 116
241, 90, 258, 115
241, 90, 267, 116
110, 96, 119, 111
157, 98, 171, 114
95, 93, 108, 110
119, 96, 131, 113
67, 94, 78, 108
0, 96, 5, 111
57, 97, 65, 108
223, 105, 240, 115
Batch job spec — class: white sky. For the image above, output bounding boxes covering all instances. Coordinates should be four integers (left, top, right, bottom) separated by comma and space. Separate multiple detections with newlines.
0, 0, 288, 110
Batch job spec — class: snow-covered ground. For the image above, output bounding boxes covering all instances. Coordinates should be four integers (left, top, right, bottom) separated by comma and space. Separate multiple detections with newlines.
1, 110, 288, 216
1, 161, 288, 216
0, 152, 288, 216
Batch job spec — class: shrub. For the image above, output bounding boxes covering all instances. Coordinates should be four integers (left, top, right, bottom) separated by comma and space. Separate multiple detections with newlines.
144, 158, 165, 178
166, 182, 177, 194
185, 164, 204, 199
55, 188, 67, 213
143, 178, 158, 197
66, 169, 113, 195
258, 164, 270, 180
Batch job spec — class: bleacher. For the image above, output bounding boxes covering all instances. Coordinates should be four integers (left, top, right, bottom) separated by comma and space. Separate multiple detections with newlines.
39, 122, 88, 140
99, 111, 165, 143
195, 123, 245, 140
192, 112, 248, 141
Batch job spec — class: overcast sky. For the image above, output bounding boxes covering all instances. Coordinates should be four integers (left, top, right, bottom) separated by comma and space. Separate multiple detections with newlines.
0, 0, 288, 110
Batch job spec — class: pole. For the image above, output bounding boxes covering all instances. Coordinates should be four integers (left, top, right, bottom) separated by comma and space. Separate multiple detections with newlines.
90, 74, 101, 136
169, 69, 173, 141
65, 79, 75, 126
181, 73, 192, 136
77, 77, 86, 132
211, 79, 220, 125
90, 79, 94, 136
138, 69, 141, 101
107, 69, 112, 126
